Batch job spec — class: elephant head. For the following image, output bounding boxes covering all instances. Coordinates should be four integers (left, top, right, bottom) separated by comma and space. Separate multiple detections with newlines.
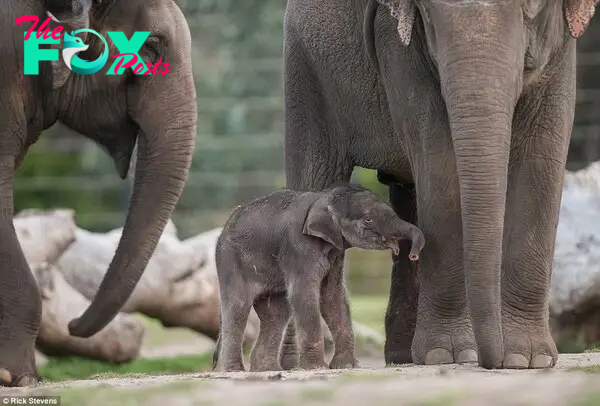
44, 0, 94, 22
46, 0, 197, 337
365, 0, 598, 368
303, 185, 426, 260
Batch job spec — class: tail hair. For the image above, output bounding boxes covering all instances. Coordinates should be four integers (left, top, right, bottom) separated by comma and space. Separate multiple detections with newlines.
212, 312, 222, 371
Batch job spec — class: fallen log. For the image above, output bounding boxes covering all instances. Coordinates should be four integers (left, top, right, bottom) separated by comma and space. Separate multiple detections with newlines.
57, 223, 261, 344
551, 161, 600, 347
14, 209, 144, 363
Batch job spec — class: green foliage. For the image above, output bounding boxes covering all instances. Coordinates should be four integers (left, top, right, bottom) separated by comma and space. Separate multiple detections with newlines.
571, 365, 600, 374
350, 295, 388, 334
39, 353, 214, 382
352, 168, 388, 200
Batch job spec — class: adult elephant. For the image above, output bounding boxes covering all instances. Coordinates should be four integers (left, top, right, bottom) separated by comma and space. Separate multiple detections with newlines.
282, 0, 597, 369
0, 0, 196, 385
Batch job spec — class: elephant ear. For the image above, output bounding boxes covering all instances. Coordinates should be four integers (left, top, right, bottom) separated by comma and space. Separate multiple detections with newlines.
563, 0, 599, 38
377, 0, 416, 46
302, 199, 344, 250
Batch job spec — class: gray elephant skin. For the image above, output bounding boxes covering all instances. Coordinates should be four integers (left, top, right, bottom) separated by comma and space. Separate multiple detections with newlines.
212, 185, 425, 372
1, 0, 196, 385
282, 0, 598, 369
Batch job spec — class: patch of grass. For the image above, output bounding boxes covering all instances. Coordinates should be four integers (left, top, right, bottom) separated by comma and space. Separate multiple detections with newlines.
350, 295, 388, 333
569, 365, 600, 374
299, 387, 335, 403
58, 381, 206, 406
39, 352, 214, 382
135, 314, 204, 348
346, 249, 391, 295
574, 390, 600, 406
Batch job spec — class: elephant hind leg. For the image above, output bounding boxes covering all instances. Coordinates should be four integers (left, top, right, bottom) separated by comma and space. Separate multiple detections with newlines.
215, 251, 253, 372
250, 295, 290, 372
384, 183, 419, 365
0, 155, 42, 386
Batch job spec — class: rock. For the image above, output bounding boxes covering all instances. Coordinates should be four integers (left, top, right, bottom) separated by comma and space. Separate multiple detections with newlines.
550, 161, 600, 344
57, 222, 261, 344
13, 209, 145, 363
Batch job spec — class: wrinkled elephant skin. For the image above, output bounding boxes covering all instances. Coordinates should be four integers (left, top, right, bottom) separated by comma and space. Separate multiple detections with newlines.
0, 0, 196, 386
283, 0, 595, 369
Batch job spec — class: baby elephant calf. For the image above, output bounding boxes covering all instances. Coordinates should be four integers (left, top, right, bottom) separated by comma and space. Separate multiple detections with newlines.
213, 184, 425, 372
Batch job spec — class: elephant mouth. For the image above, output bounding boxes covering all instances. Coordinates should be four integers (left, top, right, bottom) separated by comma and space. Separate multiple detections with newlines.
382, 237, 400, 256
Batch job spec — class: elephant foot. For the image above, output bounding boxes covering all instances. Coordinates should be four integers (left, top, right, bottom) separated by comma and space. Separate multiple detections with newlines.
411, 316, 478, 366
222, 363, 246, 372
280, 355, 297, 371
298, 358, 328, 370
0, 345, 40, 387
384, 348, 413, 365
502, 320, 557, 369
329, 352, 359, 370
249, 362, 282, 372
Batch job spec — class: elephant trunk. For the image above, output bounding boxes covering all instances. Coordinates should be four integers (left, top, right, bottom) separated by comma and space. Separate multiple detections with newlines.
407, 225, 425, 261
384, 216, 425, 260
68, 93, 196, 338
436, 14, 524, 369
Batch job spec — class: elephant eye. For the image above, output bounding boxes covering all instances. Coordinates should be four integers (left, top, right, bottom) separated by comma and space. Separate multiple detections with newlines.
363, 216, 373, 224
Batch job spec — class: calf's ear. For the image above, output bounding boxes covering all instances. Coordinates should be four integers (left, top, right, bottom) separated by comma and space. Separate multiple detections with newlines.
563, 0, 599, 38
302, 201, 344, 250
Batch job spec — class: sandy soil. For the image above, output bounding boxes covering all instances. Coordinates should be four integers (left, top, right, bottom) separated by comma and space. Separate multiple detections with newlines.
2, 353, 600, 405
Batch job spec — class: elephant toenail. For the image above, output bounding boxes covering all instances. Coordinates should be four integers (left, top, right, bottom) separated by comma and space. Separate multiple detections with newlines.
15, 375, 38, 387
531, 355, 554, 369
0, 368, 11, 385
456, 349, 478, 364
424, 348, 454, 365
503, 354, 529, 369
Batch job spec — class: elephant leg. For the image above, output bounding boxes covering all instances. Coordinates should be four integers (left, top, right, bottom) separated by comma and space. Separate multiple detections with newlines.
218, 264, 253, 372
320, 255, 358, 369
0, 156, 42, 386
500, 61, 574, 369
250, 295, 290, 372
409, 147, 477, 365
282, 34, 353, 370
384, 183, 419, 365
288, 273, 328, 370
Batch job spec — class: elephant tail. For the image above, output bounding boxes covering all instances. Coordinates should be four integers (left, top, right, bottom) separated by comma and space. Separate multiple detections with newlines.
212, 315, 222, 371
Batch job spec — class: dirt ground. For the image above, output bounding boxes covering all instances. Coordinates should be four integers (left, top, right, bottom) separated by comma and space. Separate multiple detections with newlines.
2, 353, 600, 406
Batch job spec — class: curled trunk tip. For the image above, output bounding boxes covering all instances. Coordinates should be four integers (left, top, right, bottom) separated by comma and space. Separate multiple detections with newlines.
409, 227, 425, 261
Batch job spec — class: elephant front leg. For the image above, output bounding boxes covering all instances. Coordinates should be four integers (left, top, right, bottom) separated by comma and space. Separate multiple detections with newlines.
384, 183, 419, 365
288, 275, 328, 370
0, 156, 42, 386
410, 149, 478, 366
320, 256, 358, 369
500, 68, 575, 369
